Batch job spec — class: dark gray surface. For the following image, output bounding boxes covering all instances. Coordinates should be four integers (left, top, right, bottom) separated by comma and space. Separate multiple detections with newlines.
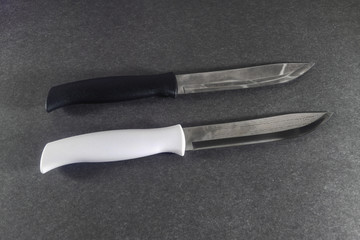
0, 0, 359, 239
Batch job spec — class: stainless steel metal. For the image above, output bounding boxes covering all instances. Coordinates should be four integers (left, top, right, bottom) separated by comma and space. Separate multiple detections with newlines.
183, 112, 331, 151
176, 63, 314, 94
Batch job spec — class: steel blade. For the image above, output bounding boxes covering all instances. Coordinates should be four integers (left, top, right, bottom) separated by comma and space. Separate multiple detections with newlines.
183, 112, 331, 151
176, 63, 314, 94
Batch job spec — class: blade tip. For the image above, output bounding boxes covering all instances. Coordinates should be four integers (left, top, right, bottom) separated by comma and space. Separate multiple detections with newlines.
305, 62, 315, 69
314, 111, 333, 125
307, 62, 315, 66
284, 62, 315, 81
299, 62, 315, 71
323, 111, 333, 120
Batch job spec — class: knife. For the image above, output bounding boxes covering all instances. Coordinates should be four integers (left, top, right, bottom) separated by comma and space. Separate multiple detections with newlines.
40, 112, 331, 173
46, 63, 314, 112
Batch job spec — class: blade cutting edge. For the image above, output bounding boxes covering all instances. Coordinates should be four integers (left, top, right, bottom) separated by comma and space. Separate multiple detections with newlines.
176, 63, 314, 94
183, 112, 331, 151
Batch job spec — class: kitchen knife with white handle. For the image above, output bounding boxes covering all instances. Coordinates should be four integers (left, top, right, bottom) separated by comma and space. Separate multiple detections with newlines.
40, 112, 331, 173
46, 63, 314, 112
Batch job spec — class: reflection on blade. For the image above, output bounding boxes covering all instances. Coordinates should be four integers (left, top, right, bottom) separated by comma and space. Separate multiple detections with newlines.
183, 112, 331, 151
176, 63, 314, 94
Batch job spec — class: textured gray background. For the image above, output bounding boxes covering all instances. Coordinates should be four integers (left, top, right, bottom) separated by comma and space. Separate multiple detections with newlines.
1, 0, 359, 239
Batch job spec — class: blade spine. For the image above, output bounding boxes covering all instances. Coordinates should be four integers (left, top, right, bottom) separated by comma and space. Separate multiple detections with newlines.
183, 112, 328, 130
175, 62, 310, 77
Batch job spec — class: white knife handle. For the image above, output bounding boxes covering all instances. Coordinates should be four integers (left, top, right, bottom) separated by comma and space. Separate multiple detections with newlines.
40, 124, 186, 174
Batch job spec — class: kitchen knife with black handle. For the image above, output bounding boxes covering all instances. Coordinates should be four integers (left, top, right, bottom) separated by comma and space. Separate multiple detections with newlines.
46, 63, 314, 112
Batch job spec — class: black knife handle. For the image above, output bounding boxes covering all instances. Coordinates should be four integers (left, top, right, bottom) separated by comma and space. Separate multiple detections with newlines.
46, 72, 178, 112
